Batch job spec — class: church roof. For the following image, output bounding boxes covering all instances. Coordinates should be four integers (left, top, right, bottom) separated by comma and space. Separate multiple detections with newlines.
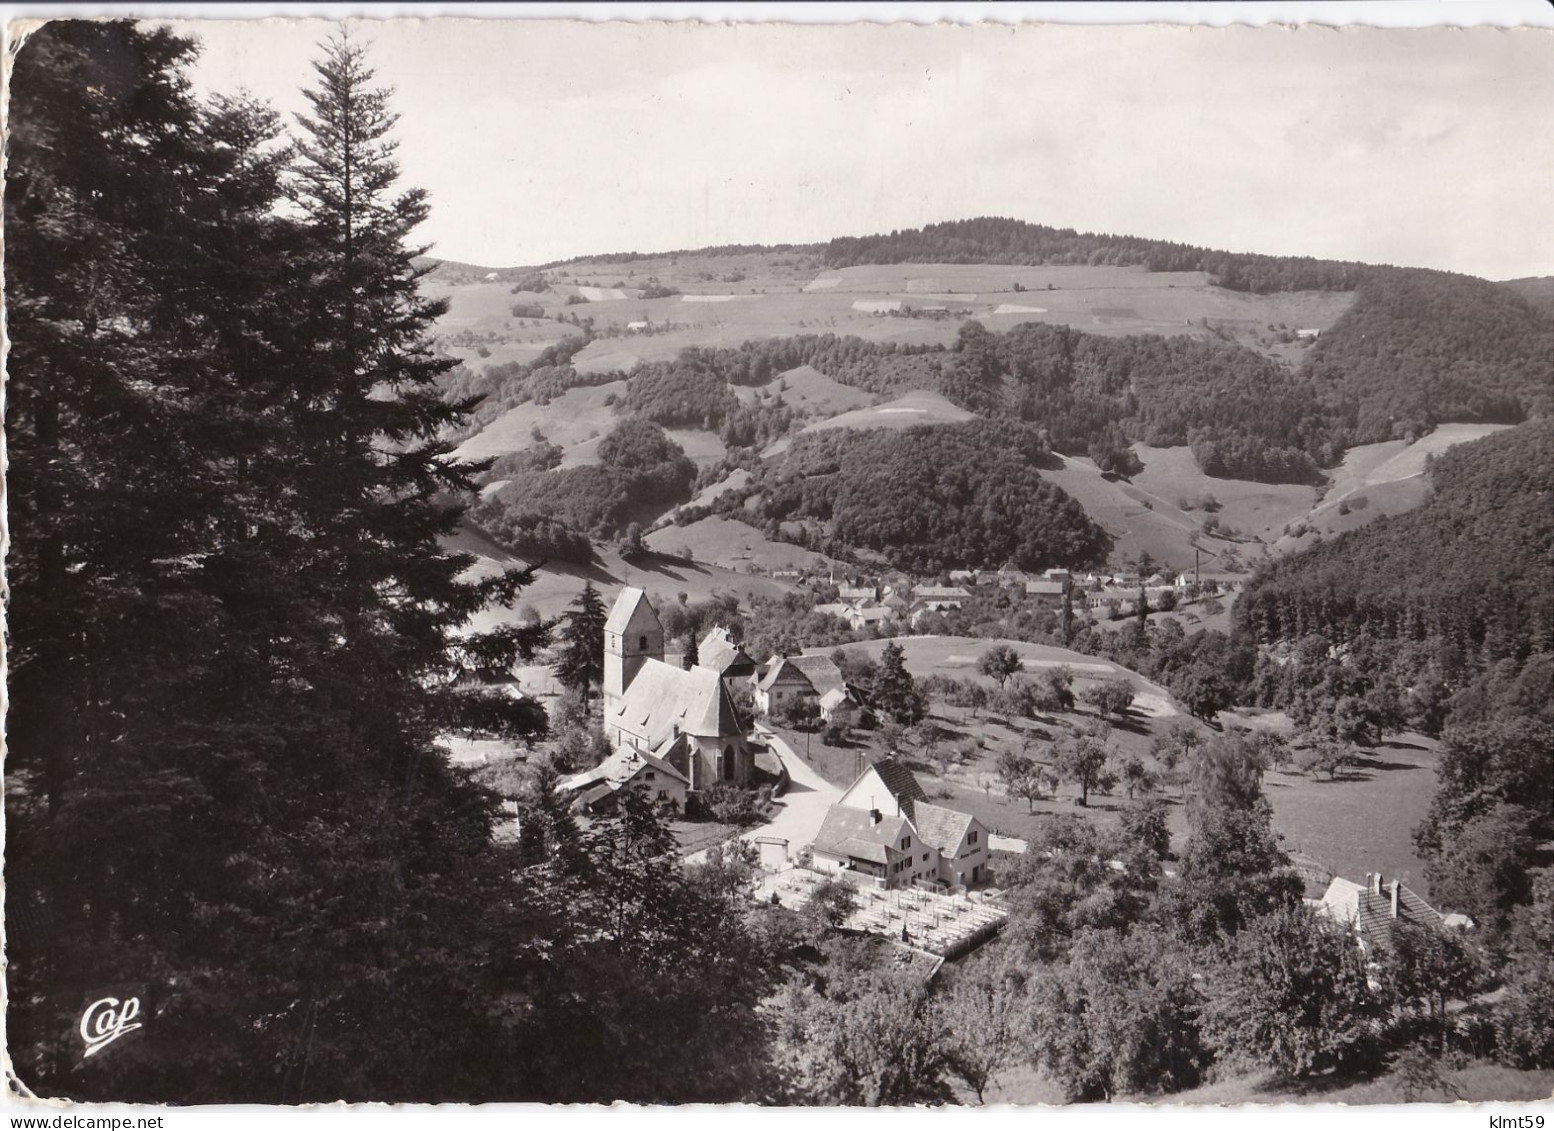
611, 658, 744, 746
604, 586, 657, 635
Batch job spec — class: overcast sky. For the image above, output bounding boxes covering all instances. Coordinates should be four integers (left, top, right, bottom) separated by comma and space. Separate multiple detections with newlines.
173, 17, 1554, 279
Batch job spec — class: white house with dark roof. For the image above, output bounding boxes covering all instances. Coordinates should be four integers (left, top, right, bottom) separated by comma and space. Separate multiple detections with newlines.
815, 757, 990, 889
810, 806, 925, 887
602, 588, 753, 789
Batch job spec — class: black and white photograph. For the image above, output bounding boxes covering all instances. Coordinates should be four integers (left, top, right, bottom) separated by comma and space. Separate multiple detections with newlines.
3, 4, 1553, 1114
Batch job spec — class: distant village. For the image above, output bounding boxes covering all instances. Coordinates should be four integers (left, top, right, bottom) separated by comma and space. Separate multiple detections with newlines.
545, 587, 1442, 968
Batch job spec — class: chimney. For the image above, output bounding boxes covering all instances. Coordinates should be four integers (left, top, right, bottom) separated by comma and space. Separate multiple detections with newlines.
1389, 879, 1400, 919
1368, 872, 1382, 896
870, 808, 882, 826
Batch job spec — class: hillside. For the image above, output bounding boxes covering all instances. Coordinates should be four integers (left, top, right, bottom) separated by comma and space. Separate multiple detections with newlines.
1238, 419, 1554, 659
428, 224, 1551, 582
1302, 267, 1553, 444
709, 420, 1114, 574
823, 216, 1373, 292
445, 519, 799, 631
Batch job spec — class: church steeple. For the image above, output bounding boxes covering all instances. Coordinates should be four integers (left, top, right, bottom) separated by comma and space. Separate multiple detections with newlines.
602, 587, 664, 713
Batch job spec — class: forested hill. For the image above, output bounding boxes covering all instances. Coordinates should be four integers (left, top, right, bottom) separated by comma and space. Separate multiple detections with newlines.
823, 217, 1372, 293
1236, 419, 1554, 663
937, 320, 1333, 483
1303, 268, 1554, 444
703, 421, 1114, 573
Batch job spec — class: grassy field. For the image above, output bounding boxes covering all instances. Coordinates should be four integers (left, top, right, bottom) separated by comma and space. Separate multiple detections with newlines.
1273, 423, 1515, 554
454, 380, 627, 462
1261, 733, 1441, 898
644, 514, 846, 574
731, 364, 879, 417
444, 520, 799, 627
1039, 452, 1253, 572
799, 390, 976, 434
1130, 444, 1319, 543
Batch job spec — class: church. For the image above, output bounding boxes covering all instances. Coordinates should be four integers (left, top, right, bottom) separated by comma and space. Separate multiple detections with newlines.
602, 587, 754, 791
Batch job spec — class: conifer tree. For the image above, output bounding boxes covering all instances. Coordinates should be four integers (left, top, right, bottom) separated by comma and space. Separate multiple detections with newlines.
6, 26, 550, 1102
875, 641, 924, 725
554, 582, 608, 704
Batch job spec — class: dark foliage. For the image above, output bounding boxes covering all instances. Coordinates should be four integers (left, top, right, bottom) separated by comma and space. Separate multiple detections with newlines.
722, 420, 1111, 573
1238, 421, 1554, 671
1303, 268, 1554, 444
824, 217, 1373, 294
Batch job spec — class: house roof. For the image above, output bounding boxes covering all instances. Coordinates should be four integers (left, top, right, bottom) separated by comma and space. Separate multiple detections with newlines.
1357, 885, 1444, 951
912, 801, 978, 854
697, 626, 755, 676
913, 585, 971, 600
787, 655, 846, 698
1318, 875, 1446, 951
819, 687, 852, 710
758, 657, 817, 694
604, 586, 656, 635
849, 756, 929, 822
814, 805, 910, 864
1026, 581, 1067, 596
611, 658, 744, 745
557, 742, 691, 795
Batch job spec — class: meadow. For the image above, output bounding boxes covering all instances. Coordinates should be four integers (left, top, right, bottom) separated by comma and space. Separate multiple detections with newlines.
778, 635, 1437, 892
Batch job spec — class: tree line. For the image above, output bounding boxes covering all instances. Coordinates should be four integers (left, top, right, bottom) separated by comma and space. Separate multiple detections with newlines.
823, 216, 1374, 294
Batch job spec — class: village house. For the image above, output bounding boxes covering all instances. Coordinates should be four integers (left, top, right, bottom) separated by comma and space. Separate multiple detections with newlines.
1025, 579, 1069, 610
602, 588, 753, 789
845, 605, 896, 632
696, 625, 757, 683
837, 584, 879, 604
818, 686, 864, 727
994, 566, 1030, 589
912, 584, 972, 611
753, 653, 852, 717
753, 655, 820, 714
811, 757, 990, 889
558, 743, 691, 813
1313, 871, 1455, 959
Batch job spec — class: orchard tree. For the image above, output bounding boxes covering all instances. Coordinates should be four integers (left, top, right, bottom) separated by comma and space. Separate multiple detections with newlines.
978, 645, 1024, 690
1027, 927, 1207, 1101
941, 967, 1027, 1104
1203, 906, 1385, 1080
1055, 730, 1110, 807
1081, 678, 1135, 720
